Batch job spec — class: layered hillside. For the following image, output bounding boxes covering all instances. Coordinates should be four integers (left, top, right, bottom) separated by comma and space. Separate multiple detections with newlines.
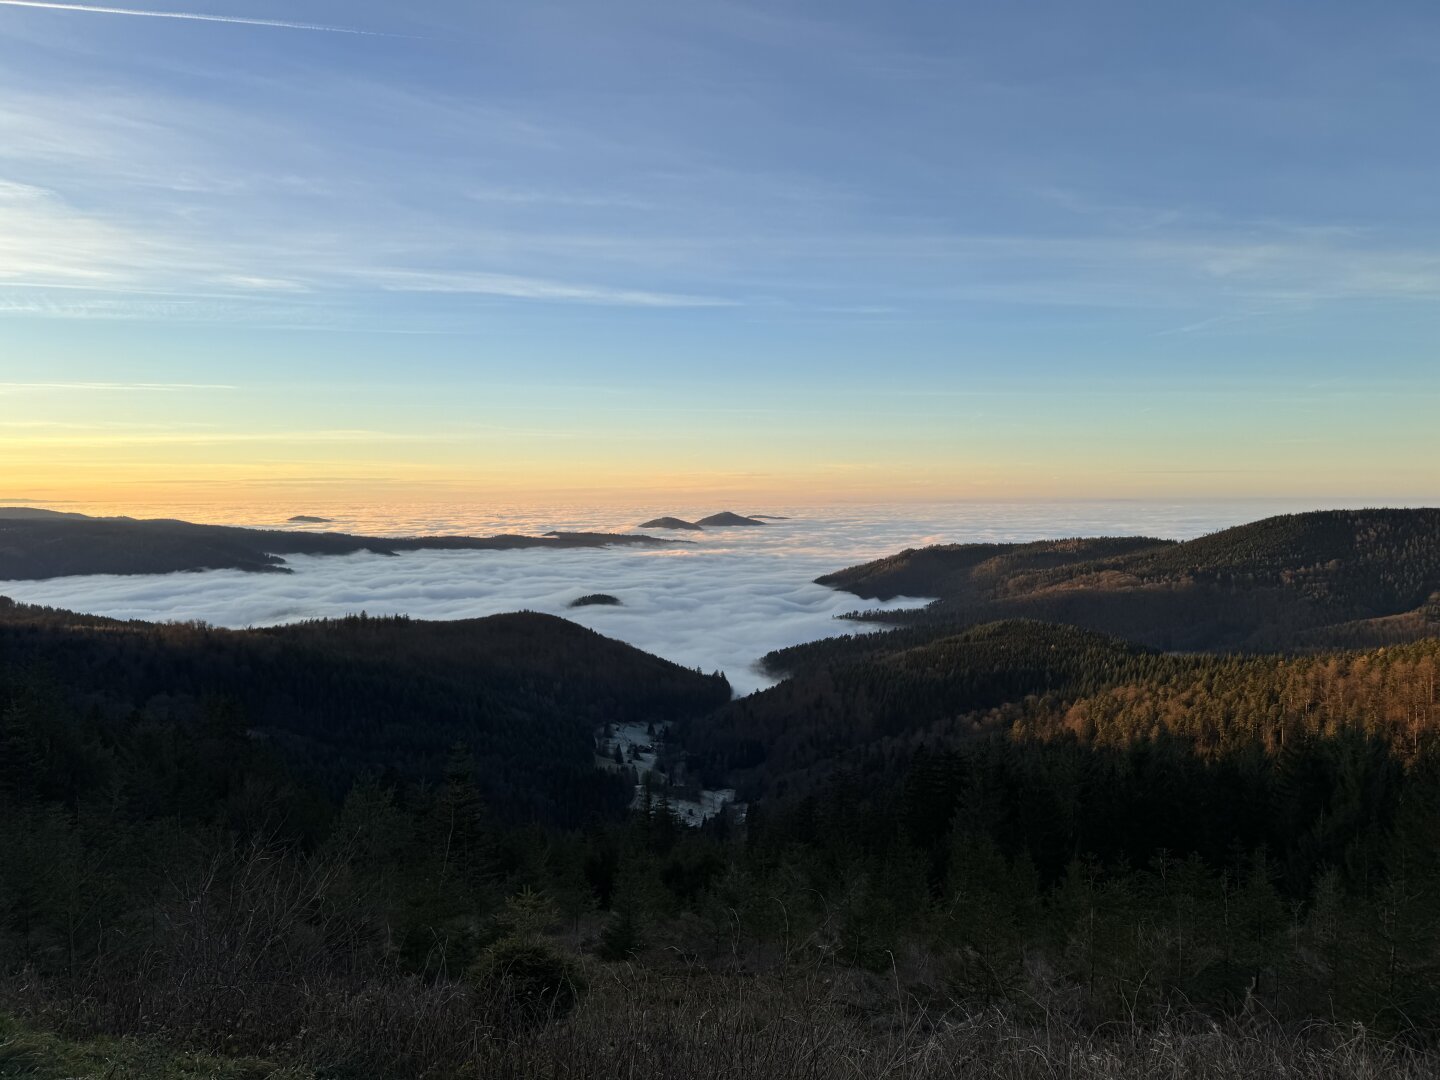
680, 620, 1158, 795
681, 617, 1440, 823
0, 508, 677, 580
817, 509, 1440, 650
0, 598, 730, 824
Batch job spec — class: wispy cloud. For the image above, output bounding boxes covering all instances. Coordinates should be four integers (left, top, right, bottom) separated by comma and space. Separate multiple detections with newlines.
466, 186, 650, 210
0, 179, 735, 317
0, 180, 166, 285
0, 429, 454, 447
1154, 308, 1285, 337
0, 292, 307, 321
216, 274, 308, 291
6, 71, 1440, 332
370, 269, 735, 308
0, 419, 221, 429
0, 1, 376, 34
7, 164, 1440, 324
0, 381, 237, 392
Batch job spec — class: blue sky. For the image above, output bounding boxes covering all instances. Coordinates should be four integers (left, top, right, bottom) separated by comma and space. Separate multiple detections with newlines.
1, 1, 1437, 504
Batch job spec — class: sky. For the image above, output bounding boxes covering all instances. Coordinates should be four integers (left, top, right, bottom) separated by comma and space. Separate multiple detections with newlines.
1, 0, 1438, 507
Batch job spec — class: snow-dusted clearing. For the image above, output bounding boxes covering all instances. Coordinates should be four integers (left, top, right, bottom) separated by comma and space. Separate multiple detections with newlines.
596, 720, 743, 827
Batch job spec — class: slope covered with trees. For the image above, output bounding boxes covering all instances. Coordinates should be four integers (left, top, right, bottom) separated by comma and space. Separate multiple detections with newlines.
9, 524, 1440, 1076
7, 604, 1440, 1076
687, 620, 1440, 801
683, 621, 1154, 793
0, 598, 730, 823
819, 509, 1440, 650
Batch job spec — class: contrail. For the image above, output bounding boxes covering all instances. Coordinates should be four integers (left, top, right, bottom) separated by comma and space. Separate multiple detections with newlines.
0, 0, 377, 34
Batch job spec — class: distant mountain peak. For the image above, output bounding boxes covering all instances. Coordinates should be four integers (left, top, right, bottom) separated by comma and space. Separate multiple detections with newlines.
696, 512, 766, 527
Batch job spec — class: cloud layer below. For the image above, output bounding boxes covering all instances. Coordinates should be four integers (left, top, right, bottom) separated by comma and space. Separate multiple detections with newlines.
0, 500, 1335, 695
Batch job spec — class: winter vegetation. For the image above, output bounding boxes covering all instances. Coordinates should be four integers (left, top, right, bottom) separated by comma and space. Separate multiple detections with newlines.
5, 509, 1440, 1076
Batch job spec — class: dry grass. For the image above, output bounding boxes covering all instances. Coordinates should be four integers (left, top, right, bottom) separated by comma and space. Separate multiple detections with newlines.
471, 966, 1433, 1080
6, 962, 1433, 1079
8, 973, 1428, 1080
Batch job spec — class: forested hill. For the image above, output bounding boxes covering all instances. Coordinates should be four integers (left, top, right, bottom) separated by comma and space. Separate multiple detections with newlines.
0, 599, 730, 825
817, 509, 1440, 651
681, 617, 1440, 825
817, 535, 1171, 601
0, 507, 678, 579
680, 620, 1159, 796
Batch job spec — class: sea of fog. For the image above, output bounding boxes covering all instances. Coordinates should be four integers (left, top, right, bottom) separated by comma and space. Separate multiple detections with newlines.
0, 499, 1336, 695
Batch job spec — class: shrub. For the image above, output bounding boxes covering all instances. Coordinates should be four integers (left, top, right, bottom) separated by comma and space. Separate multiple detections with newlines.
469, 937, 585, 1023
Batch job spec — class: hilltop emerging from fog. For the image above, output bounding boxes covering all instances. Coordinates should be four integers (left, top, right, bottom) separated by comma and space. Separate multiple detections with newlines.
639, 512, 769, 530
819, 508, 1440, 651
0, 508, 681, 580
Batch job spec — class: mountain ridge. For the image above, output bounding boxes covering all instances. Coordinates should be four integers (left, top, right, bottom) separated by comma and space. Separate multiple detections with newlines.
0, 508, 681, 580
817, 508, 1440, 651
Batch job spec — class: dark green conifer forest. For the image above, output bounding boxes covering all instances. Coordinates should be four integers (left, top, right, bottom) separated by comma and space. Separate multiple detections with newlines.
5, 510, 1440, 1077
